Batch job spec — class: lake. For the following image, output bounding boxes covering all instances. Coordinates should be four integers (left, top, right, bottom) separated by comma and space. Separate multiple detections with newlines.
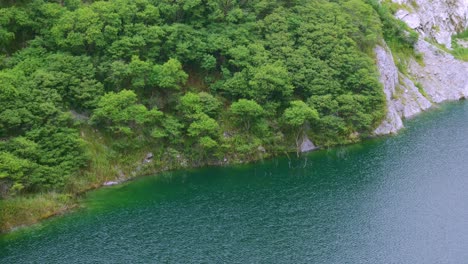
1, 101, 468, 263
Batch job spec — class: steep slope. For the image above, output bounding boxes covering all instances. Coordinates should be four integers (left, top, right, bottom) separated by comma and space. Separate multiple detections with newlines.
393, 0, 467, 48
374, 0, 468, 135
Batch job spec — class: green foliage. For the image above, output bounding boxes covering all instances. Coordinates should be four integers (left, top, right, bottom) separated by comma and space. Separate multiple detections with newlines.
283, 100, 318, 128
187, 114, 220, 138
451, 29, 468, 62
151, 58, 188, 90
0, 0, 396, 220
366, 0, 419, 72
91, 90, 162, 136
178, 92, 221, 119
342, 0, 382, 52
0, 192, 75, 233
230, 99, 265, 132
282, 100, 319, 146
0, 126, 87, 194
249, 62, 294, 102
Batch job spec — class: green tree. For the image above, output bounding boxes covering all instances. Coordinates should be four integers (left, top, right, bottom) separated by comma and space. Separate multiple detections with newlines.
151, 58, 188, 90
179, 92, 221, 119
187, 113, 219, 138
187, 113, 220, 157
91, 90, 162, 136
51, 7, 106, 53
283, 100, 319, 146
229, 99, 264, 132
128, 55, 152, 89
248, 62, 294, 102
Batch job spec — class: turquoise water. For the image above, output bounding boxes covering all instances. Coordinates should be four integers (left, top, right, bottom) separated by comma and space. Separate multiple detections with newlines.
1, 101, 468, 263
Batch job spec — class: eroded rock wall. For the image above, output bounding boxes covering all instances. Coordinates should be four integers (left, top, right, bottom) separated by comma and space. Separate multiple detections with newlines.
408, 40, 468, 103
374, 0, 468, 135
374, 44, 432, 135
393, 0, 467, 48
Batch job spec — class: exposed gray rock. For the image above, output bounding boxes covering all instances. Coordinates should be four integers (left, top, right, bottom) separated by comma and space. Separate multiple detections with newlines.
374, 44, 433, 135
392, 0, 468, 48
374, 38, 467, 136
70, 110, 89, 121
300, 136, 317, 153
103, 168, 126, 186
103, 181, 119, 186
395, 10, 421, 29
408, 40, 468, 103
223, 131, 233, 138
0, 180, 11, 198
374, 104, 404, 135
143, 152, 154, 163
257, 146, 266, 153
374, 44, 405, 135
394, 74, 432, 118
374, 0, 468, 136
457, 39, 468, 48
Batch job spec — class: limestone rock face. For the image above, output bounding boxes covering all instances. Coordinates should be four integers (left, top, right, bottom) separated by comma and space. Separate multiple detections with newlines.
374, 39, 467, 135
374, 44, 404, 135
408, 40, 468, 103
374, 0, 468, 136
394, 74, 432, 119
392, 0, 468, 48
374, 44, 432, 135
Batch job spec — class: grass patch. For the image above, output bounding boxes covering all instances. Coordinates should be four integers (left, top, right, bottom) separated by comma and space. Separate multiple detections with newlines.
415, 82, 428, 98
380, 0, 411, 14
451, 29, 468, 61
64, 126, 117, 194
0, 193, 76, 233
65, 125, 158, 194
451, 48, 468, 61
367, 0, 419, 73
0, 126, 156, 234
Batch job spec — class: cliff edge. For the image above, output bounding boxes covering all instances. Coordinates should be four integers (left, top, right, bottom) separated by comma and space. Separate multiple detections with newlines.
374, 0, 468, 135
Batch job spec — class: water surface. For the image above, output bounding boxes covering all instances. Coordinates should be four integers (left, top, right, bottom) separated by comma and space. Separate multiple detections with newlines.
1, 101, 468, 263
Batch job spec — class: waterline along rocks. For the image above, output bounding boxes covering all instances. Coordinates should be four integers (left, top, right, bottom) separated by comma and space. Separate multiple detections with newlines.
374, 0, 468, 135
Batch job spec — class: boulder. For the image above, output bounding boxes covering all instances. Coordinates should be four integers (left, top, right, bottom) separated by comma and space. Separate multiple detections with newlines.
300, 136, 317, 153
143, 152, 154, 163
103, 181, 119, 186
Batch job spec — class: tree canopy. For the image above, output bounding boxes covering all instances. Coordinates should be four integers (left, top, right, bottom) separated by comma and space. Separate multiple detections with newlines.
0, 0, 399, 197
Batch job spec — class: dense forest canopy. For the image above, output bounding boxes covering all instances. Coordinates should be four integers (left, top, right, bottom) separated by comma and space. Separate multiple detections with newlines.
0, 0, 414, 197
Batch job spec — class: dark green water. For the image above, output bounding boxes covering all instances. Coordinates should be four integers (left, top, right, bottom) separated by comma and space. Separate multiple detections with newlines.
1, 101, 468, 263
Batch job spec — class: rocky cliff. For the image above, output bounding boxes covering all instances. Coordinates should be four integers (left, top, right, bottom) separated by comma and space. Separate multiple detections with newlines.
393, 0, 467, 49
374, 0, 468, 135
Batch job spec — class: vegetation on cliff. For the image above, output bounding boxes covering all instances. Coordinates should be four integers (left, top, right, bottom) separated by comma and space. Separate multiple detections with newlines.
0, 0, 417, 231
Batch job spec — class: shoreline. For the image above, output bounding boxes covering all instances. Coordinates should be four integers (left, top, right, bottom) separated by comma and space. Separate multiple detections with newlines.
2, 136, 324, 234
1, 99, 466, 235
